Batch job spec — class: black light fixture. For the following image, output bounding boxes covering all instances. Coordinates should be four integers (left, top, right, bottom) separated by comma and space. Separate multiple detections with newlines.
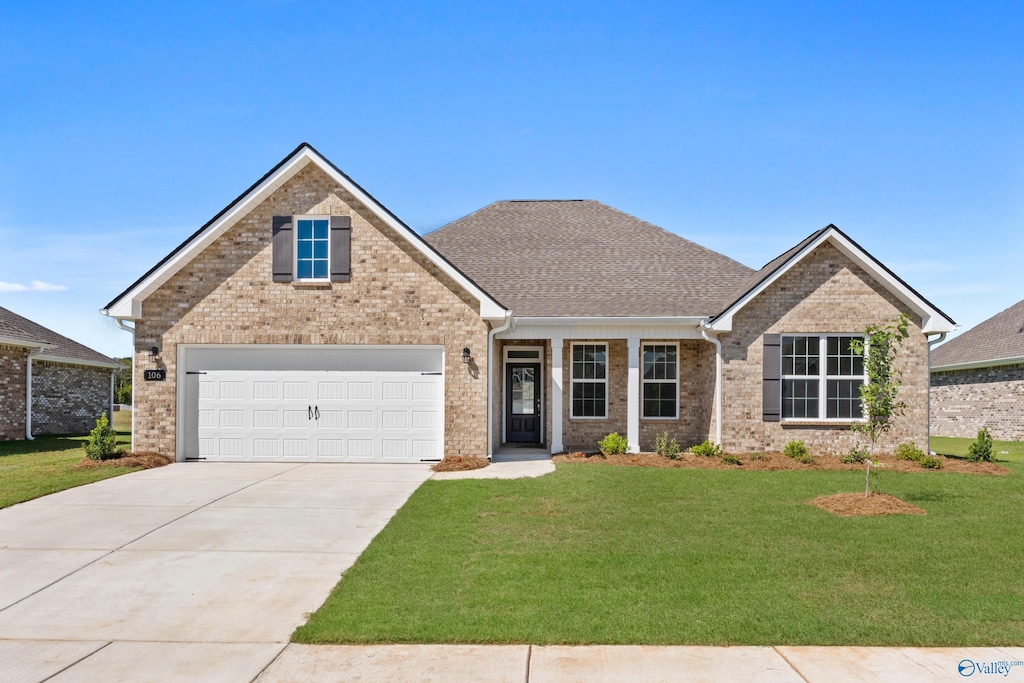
461, 347, 472, 364
149, 346, 160, 358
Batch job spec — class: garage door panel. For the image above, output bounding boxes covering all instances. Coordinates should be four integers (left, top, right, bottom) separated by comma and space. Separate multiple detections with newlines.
194, 366, 442, 463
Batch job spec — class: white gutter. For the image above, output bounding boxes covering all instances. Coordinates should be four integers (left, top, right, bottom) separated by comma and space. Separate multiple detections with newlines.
699, 323, 723, 446
931, 355, 1024, 373
113, 317, 137, 452
25, 347, 43, 440
926, 331, 948, 455
513, 316, 707, 326
486, 312, 514, 459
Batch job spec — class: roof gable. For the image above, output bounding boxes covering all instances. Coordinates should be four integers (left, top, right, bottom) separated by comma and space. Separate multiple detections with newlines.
423, 200, 755, 317
932, 298, 1024, 369
0, 306, 120, 367
103, 144, 507, 320
707, 225, 956, 334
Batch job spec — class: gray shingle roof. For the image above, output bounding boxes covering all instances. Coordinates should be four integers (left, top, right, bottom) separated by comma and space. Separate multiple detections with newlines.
0, 306, 119, 367
932, 298, 1024, 368
423, 200, 755, 317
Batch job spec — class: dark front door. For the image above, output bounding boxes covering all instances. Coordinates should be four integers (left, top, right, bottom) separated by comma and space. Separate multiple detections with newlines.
506, 362, 542, 443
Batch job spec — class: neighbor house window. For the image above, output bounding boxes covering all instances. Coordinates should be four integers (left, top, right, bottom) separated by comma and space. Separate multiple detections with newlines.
571, 343, 607, 418
781, 335, 864, 419
295, 217, 330, 280
642, 344, 678, 418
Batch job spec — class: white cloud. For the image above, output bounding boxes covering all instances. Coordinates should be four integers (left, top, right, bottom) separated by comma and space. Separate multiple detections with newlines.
0, 280, 69, 292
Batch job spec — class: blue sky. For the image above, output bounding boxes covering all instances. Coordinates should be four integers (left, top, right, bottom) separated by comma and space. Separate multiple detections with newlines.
1, 1, 1021, 357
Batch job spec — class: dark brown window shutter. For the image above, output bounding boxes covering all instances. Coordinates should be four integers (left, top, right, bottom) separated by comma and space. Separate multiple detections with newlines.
762, 334, 782, 422
272, 216, 293, 282
330, 215, 351, 282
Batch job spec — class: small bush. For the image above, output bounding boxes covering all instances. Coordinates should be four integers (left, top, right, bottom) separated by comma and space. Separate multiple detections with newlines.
722, 454, 742, 466
968, 428, 994, 462
794, 453, 815, 465
689, 440, 722, 457
749, 453, 770, 461
842, 446, 869, 464
654, 432, 682, 460
84, 414, 121, 461
895, 442, 926, 462
783, 440, 809, 460
598, 432, 629, 456
920, 456, 942, 469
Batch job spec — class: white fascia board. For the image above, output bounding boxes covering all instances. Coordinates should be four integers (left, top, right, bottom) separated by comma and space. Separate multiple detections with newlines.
0, 336, 53, 350
103, 146, 507, 321
708, 229, 956, 334
931, 356, 1024, 373
504, 316, 707, 341
35, 354, 124, 369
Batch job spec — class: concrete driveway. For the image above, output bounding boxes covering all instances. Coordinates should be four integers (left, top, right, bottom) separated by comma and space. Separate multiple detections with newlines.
0, 462, 432, 682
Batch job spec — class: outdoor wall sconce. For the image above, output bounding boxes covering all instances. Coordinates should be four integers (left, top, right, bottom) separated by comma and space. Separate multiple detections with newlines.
149, 346, 160, 359
461, 347, 472, 364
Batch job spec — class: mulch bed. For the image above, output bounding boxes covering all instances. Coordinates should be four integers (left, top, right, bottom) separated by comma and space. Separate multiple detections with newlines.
75, 452, 173, 469
553, 451, 1009, 475
432, 456, 490, 472
810, 492, 927, 517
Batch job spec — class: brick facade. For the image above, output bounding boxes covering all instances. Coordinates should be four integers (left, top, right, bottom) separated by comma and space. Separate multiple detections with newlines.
133, 164, 490, 458
931, 364, 1024, 440
0, 345, 29, 441
32, 361, 112, 436
719, 242, 929, 455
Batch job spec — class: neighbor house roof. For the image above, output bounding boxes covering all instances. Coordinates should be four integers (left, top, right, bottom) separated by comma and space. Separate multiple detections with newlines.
423, 200, 755, 317
0, 306, 121, 368
932, 298, 1024, 370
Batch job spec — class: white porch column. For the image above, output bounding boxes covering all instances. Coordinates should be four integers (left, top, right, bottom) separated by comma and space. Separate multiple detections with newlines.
627, 336, 640, 453
550, 337, 564, 454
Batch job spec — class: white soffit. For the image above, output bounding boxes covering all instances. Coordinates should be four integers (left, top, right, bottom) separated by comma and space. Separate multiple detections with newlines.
103, 146, 507, 320
709, 229, 956, 334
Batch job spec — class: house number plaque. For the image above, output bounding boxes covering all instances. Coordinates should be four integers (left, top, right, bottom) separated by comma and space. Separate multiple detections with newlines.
143, 369, 167, 381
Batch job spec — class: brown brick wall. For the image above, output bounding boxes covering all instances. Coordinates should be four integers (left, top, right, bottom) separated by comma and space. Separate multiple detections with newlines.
0, 345, 28, 441
32, 362, 112, 436
719, 242, 929, 455
931, 364, 1024, 440
133, 164, 490, 458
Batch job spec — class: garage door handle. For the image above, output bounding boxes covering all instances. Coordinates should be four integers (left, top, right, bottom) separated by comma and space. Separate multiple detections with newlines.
314, 406, 320, 420
421, 372, 442, 375
308, 406, 313, 420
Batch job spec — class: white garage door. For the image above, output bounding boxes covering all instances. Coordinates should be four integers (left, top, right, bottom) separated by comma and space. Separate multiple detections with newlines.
195, 370, 443, 462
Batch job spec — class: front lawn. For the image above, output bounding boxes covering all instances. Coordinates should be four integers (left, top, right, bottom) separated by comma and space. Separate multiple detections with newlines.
932, 435, 1024, 463
295, 460, 1024, 646
0, 411, 137, 508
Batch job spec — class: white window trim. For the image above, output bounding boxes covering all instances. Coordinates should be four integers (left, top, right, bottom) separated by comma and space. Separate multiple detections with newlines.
502, 345, 545, 444
570, 342, 608, 420
293, 215, 331, 283
781, 333, 867, 422
641, 342, 679, 420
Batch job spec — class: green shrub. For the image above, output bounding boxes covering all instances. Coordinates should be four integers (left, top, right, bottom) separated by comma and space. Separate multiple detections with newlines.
920, 455, 942, 469
749, 453, 770, 461
783, 440, 809, 460
794, 453, 815, 465
842, 446, 869, 464
895, 442, 926, 462
689, 440, 722, 457
654, 432, 681, 460
84, 414, 121, 461
598, 432, 629, 456
968, 428, 993, 462
722, 454, 742, 466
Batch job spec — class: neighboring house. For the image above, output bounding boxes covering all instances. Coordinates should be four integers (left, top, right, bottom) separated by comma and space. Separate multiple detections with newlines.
931, 298, 1024, 440
101, 143, 955, 463
0, 306, 121, 441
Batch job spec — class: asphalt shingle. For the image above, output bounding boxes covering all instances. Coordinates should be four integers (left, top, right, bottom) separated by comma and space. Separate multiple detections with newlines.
932, 298, 1024, 368
0, 306, 119, 366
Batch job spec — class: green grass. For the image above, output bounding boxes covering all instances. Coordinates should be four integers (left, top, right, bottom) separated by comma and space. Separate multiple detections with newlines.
295, 460, 1024, 646
931, 436, 1024, 464
0, 411, 137, 508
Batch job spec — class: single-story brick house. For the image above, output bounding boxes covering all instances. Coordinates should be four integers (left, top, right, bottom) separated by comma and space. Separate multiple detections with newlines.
931, 298, 1024, 440
102, 143, 955, 462
0, 306, 121, 441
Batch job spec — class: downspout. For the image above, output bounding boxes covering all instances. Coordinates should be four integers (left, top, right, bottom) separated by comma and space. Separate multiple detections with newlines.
486, 312, 514, 460
109, 370, 116, 422
926, 331, 949, 455
25, 347, 42, 440
114, 317, 137, 452
700, 324, 723, 446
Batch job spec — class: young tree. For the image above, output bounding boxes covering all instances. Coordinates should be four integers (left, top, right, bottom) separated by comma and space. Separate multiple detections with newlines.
850, 313, 911, 493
